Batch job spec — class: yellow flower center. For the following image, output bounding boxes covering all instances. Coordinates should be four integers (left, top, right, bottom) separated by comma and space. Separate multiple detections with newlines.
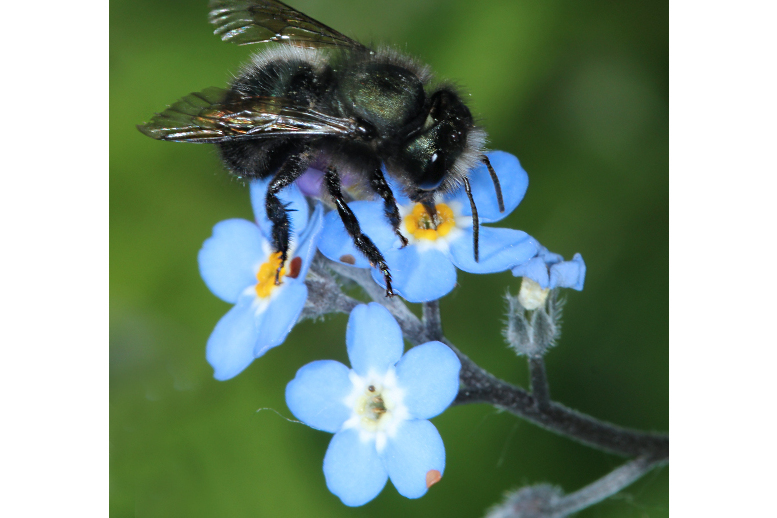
254, 253, 302, 298
403, 203, 456, 241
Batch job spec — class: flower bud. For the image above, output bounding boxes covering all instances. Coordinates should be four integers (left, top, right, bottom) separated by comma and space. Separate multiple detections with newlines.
485, 484, 564, 518
504, 288, 563, 357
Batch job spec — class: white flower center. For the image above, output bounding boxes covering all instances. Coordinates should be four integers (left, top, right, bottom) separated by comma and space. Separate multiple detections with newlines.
342, 367, 409, 452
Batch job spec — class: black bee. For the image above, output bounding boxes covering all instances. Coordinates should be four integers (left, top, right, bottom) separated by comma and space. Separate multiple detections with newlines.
138, 0, 504, 296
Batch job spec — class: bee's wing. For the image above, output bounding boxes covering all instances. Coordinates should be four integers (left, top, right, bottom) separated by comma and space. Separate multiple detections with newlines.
138, 87, 362, 143
208, 0, 368, 50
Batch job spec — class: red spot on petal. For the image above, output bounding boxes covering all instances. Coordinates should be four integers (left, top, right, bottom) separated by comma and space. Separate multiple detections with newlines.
340, 254, 356, 265
287, 257, 302, 279
426, 469, 442, 488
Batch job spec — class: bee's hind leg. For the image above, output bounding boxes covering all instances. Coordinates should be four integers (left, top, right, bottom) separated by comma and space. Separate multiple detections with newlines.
266, 146, 312, 284
325, 166, 395, 297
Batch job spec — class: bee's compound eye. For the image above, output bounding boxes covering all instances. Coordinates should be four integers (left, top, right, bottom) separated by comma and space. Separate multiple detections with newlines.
355, 120, 376, 140
415, 148, 448, 190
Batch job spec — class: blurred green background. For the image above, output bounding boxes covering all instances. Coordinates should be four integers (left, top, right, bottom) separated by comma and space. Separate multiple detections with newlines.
110, 0, 667, 516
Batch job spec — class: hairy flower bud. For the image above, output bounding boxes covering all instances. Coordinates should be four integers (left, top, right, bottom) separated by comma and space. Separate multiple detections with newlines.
485, 484, 565, 518
503, 288, 564, 357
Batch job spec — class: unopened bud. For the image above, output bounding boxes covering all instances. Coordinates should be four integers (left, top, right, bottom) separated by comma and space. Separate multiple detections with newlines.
504, 287, 564, 357
485, 484, 564, 518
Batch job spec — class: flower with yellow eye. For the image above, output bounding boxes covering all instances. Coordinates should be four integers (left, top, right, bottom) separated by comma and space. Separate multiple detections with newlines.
198, 178, 323, 380
286, 303, 461, 506
318, 151, 538, 302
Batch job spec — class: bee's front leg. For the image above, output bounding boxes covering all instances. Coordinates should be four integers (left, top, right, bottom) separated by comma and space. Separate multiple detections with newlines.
266, 146, 311, 284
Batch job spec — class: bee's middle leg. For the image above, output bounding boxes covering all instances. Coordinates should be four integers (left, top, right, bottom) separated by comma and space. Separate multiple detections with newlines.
370, 166, 408, 247
325, 166, 395, 297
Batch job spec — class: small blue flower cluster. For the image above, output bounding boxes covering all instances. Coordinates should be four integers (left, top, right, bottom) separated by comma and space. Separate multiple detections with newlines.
196, 151, 585, 505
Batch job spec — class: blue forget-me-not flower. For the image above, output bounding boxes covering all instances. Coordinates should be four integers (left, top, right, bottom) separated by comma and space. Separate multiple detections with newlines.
198, 178, 323, 380
317, 151, 538, 302
285, 303, 461, 506
512, 245, 586, 309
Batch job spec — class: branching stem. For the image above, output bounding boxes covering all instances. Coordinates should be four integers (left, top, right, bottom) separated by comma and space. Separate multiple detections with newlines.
305, 256, 669, 512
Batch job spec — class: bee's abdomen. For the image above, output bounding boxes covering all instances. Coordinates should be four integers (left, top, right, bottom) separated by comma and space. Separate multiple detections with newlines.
232, 59, 326, 105
218, 50, 330, 178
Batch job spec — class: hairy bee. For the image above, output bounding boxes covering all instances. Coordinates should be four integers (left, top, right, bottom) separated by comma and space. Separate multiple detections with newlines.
138, 0, 504, 296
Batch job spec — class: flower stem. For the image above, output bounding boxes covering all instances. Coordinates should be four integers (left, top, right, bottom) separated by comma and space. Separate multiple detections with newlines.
301, 258, 360, 318
422, 300, 444, 342
322, 260, 426, 336
449, 340, 668, 459
551, 455, 665, 517
528, 356, 551, 411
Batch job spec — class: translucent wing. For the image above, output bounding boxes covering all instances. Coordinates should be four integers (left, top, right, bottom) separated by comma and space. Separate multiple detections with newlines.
208, 0, 368, 50
138, 87, 362, 143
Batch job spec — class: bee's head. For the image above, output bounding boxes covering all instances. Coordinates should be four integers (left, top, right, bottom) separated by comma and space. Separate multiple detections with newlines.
396, 88, 484, 193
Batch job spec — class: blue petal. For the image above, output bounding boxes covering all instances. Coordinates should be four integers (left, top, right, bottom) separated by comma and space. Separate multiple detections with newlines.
318, 209, 370, 269
292, 202, 324, 281
447, 151, 528, 223
206, 292, 260, 381
198, 219, 266, 304
318, 201, 397, 268
250, 178, 310, 241
371, 247, 457, 303
286, 360, 352, 433
346, 303, 404, 377
550, 253, 586, 290
324, 428, 388, 506
537, 245, 564, 265
511, 256, 551, 288
449, 227, 538, 274
512, 246, 586, 291
352, 202, 406, 250
252, 280, 308, 357
380, 419, 445, 499
395, 342, 461, 420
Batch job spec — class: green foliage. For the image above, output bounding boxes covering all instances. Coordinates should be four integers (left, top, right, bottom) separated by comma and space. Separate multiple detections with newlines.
110, 0, 667, 516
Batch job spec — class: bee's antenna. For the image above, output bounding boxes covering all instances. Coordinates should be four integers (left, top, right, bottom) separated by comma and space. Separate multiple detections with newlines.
481, 155, 504, 213
463, 177, 479, 262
